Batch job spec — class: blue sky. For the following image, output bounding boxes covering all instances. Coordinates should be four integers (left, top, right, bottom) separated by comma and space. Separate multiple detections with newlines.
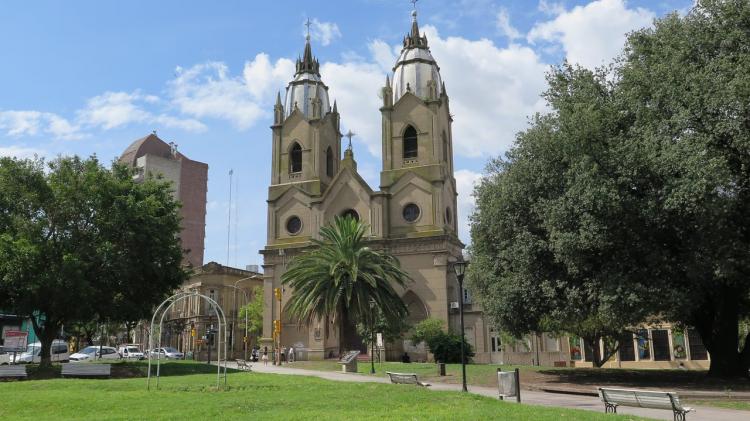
0, 0, 692, 268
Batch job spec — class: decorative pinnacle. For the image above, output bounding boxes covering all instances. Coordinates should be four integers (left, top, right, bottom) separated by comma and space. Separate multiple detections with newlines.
305, 17, 312, 41
345, 129, 356, 150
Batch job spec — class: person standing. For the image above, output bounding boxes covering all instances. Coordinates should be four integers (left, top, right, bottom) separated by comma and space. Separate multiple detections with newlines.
288, 347, 295, 363
262, 346, 268, 366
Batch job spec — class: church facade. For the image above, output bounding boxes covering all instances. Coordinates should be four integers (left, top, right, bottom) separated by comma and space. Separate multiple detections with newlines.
260, 11, 492, 362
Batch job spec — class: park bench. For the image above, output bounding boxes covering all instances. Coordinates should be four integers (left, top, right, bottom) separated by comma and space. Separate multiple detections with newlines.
235, 359, 252, 371
386, 371, 431, 387
61, 363, 111, 378
0, 365, 27, 379
598, 387, 694, 421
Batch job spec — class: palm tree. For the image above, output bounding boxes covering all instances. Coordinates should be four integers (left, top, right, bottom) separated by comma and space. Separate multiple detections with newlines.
282, 216, 410, 355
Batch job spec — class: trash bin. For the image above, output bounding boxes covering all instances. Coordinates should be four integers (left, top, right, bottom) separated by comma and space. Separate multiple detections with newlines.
437, 362, 446, 376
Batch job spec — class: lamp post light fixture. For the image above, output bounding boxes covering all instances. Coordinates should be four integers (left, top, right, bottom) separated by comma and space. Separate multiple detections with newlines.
453, 260, 469, 392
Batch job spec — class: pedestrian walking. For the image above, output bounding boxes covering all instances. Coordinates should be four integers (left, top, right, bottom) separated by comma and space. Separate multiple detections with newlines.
262, 346, 268, 366
288, 346, 295, 363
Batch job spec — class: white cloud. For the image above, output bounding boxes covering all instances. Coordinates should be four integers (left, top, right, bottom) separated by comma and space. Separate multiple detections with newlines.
455, 169, 483, 242
421, 25, 549, 157
528, 0, 654, 69
0, 110, 82, 140
0, 145, 46, 159
78, 91, 152, 130
308, 19, 342, 46
496, 9, 522, 40
169, 57, 293, 130
368, 40, 398, 74
538, 0, 566, 15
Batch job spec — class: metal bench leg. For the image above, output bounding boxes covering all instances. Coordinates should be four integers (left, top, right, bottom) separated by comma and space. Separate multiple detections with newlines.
673, 411, 686, 421
604, 403, 617, 414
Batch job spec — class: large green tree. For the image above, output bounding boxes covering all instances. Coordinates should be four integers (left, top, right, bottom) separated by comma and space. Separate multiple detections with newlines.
282, 216, 410, 354
239, 286, 264, 343
470, 0, 750, 376
0, 156, 186, 367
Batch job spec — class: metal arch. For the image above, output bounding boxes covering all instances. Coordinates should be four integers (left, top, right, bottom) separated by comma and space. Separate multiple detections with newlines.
146, 291, 229, 390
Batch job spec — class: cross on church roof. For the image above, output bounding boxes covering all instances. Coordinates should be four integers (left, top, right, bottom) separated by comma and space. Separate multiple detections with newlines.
345, 130, 356, 150
305, 18, 312, 41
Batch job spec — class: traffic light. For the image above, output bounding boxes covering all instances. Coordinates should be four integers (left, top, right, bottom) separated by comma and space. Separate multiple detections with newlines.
274, 288, 282, 301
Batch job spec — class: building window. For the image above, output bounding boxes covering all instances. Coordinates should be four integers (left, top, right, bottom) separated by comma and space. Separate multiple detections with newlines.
688, 328, 708, 360
286, 216, 302, 235
618, 333, 636, 361
462, 287, 471, 304
289, 142, 302, 173
326, 147, 334, 177
637, 329, 651, 360
341, 209, 359, 221
403, 125, 418, 159
402, 203, 420, 223
652, 329, 671, 361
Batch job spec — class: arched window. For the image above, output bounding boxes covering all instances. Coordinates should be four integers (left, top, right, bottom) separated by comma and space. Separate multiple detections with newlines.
403, 125, 418, 159
326, 146, 334, 177
289, 142, 302, 173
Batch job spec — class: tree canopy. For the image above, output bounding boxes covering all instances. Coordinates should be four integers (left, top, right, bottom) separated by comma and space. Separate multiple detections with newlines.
469, 0, 750, 376
0, 156, 187, 366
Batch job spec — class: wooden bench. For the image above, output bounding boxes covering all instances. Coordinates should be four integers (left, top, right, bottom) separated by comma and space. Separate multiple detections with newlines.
61, 363, 111, 378
386, 371, 431, 387
235, 359, 252, 371
598, 387, 694, 421
0, 365, 27, 379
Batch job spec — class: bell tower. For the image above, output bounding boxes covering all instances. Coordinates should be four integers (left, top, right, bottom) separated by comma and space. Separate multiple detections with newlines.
267, 33, 341, 245
379, 9, 458, 238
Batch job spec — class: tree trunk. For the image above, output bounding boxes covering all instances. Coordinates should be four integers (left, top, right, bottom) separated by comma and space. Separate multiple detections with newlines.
700, 287, 745, 378
585, 336, 606, 368
30, 316, 59, 368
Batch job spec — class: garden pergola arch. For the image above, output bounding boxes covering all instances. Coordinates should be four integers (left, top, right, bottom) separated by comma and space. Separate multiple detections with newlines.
146, 290, 228, 390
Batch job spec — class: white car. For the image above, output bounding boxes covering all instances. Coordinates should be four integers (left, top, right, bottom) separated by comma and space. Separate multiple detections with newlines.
149, 347, 184, 359
118, 345, 145, 360
69, 346, 121, 362
11, 340, 69, 364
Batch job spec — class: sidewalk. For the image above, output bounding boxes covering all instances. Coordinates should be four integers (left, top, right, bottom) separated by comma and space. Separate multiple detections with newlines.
228, 362, 747, 421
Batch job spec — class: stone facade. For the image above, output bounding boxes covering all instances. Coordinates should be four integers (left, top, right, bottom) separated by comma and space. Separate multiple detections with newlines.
261, 12, 491, 362
120, 133, 208, 268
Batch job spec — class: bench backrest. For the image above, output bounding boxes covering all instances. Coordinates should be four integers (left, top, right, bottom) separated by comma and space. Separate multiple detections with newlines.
599, 388, 685, 411
0, 365, 27, 377
61, 363, 111, 376
386, 372, 419, 384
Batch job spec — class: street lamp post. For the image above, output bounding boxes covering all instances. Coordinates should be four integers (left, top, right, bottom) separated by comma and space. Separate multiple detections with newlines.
231, 276, 259, 361
453, 260, 469, 393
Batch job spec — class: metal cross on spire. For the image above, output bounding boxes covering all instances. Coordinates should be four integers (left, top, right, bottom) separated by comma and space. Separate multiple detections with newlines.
345, 129, 356, 150
411, 0, 418, 12
305, 18, 312, 41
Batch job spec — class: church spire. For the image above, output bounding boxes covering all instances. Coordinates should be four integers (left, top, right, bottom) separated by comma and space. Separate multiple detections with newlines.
296, 18, 320, 76
404, 1, 428, 48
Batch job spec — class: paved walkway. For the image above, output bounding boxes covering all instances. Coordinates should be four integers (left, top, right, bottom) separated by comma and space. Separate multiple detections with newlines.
226, 362, 747, 421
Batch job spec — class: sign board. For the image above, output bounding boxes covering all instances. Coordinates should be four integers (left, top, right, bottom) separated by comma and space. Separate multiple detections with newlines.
4, 331, 28, 352
497, 369, 521, 402
376, 333, 383, 348
339, 350, 360, 363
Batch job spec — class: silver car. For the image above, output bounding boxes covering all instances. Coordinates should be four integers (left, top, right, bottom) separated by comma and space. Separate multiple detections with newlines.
149, 347, 184, 359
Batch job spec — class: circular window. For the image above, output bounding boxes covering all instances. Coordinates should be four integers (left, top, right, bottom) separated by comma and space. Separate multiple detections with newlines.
445, 207, 452, 225
286, 216, 302, 235
403, 203, 420, 223
341, 209, 359, 221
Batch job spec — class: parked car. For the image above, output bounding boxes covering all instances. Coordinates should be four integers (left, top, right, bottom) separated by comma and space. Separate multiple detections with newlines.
117, 345, 145, 360
149, 347, 184, 359
69, 346, 121, 362
10, 340, 69, 364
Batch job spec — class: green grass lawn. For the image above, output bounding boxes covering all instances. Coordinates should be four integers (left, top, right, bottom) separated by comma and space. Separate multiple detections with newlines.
0, 361, 649, 420
688, 400, 750, 411
287, 360, 549, 387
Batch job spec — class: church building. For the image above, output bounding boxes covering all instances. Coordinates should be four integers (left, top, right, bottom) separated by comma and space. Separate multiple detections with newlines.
260, 10, 490, 362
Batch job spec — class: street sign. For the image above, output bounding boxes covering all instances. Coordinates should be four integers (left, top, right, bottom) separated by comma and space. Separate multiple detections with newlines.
4, 331, 28, 352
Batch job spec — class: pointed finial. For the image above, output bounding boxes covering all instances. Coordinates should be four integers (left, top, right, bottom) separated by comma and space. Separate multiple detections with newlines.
411, 0, 418, 17
332, 100, 338, 113
345, 129, 356, 150
152, 129, 157, 135
385, 75, 391, 88
275, 91, 282, 106
305, 17, 312, 41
